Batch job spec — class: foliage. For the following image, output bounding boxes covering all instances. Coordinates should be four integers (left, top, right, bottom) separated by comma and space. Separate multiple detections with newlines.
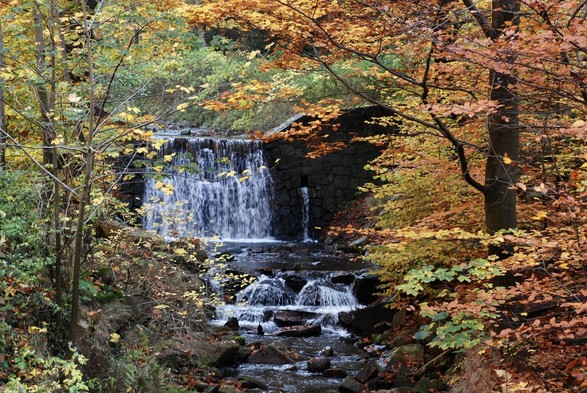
0, 169, 45, 268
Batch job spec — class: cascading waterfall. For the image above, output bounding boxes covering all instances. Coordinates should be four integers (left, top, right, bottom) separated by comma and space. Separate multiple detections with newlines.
142, 137, 274, 240
215, 272, 360, 332
300, 186, 312, 242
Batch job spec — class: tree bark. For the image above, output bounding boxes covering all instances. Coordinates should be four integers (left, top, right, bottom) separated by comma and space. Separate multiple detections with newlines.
33, 4, 55, 167
70, 0, 96, 346
483, 0, 520, 233
0, 20, 6, 168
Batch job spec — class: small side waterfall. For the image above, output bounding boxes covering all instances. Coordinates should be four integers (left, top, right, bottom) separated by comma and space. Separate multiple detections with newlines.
300, 186, 312, 242
142, 137, 273, 240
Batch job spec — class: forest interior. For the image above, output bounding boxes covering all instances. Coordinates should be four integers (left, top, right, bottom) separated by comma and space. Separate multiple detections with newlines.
0, 0, 586, 392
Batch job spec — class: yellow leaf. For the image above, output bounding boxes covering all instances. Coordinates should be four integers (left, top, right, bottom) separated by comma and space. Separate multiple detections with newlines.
164, 153, 176, 162
571, 120, 585, 128
109, 333, 121, 343
503, 153, 512, 165
532, 211, 548, 220
248, 50, 260, 59
68, 92, 82, 103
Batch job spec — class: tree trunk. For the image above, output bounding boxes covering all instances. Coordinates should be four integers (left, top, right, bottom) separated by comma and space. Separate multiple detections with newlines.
33, 4, 54, 167
483, 0, 520, 233
0, 20, 6, 168
70, 0, 96, 346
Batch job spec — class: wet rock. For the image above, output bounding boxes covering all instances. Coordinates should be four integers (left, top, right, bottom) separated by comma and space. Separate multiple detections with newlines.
307, 357, 331, 373
276, 324, 321, 337
331, 273, 355, 285
224, 317, 239, 331
258, 267, 273, 276
385, 344, 425, 367
319, 346, 334, 357
338, 300, 397, 335
355, 362, 379, 383
339, 377, 365, 393
353, 274, 381, 305
323, 368, 348, 378
247, 341, 306, 364
159, 338, 241, 369
237, 375, 268, 390
283, 274, 308, 292
274, 310, 320, 327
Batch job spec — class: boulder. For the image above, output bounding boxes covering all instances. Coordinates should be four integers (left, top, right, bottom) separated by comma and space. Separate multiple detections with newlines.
338, 300, 397, 335
319, 346, 335, 357
385, 344, 425, 367
331, 273, 355, 285
353, 274, 381, 305
339, 377, 364, 393
276, 324, 321, 337
389, 334, 415, 349
159, 338, 241, 369
323, 368, 348, 378
224, 317, 240, 331
283, 274, 308, 292
274, 310, 320, 327
307, 357, 331, 373
354, 362, 379, 384
237, 375, 268, 390
247, 341, 306, 364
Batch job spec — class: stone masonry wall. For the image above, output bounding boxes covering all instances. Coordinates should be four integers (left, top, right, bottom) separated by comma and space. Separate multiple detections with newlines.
264, 106, 394, 239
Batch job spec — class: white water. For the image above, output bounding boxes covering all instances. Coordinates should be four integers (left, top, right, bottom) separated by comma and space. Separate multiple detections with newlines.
300, 186, 312, 242
215, 274, 360, 333
142, 138, 274, 240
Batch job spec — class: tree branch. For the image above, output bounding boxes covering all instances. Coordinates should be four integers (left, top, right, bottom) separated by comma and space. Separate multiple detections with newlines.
462, 0, 496, 39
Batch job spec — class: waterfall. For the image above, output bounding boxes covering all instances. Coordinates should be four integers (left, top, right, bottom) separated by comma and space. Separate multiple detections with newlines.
300, 186, 312, 242
142, 137, 274, 240
214, 272, 361, 332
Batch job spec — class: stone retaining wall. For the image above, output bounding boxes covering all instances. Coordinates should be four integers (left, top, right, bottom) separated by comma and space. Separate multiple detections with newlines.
263, 106, 394, 239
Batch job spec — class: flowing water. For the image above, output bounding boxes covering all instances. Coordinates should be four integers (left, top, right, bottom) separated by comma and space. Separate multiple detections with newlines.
141, 136, 372, 392
300, 186, 313, 242
142, 137, 273, 240
208, 242, 372, 393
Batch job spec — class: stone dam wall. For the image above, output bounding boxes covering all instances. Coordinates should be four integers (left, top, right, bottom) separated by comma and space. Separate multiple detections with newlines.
264, 106, 393, 239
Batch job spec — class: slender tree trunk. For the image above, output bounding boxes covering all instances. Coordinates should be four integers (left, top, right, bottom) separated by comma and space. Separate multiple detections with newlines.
51, 2, 71, 84
0, 20, 6, 168
192, 0, 207, 46
70, 0, 96, 346
33, 4, 54, 167
484, 0, 520, 233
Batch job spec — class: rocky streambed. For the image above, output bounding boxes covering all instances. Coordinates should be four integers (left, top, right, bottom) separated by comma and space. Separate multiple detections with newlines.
166, 242, 452, 393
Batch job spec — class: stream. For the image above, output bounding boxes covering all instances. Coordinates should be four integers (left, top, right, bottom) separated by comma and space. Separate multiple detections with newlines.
207, 241, 374, 393
142, 135, 377, 392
